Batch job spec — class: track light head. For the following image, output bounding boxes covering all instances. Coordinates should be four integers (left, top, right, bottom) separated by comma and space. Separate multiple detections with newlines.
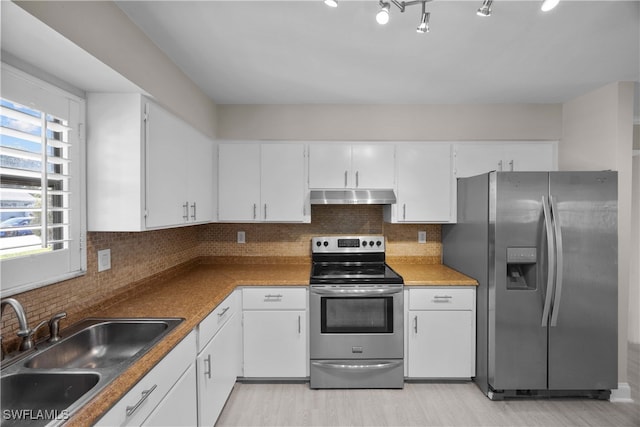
477, 0, 492, 17
417, 12, 430, 33
324, 0, 338, 8
541, 0, 560, 12
376, 2, 391, 25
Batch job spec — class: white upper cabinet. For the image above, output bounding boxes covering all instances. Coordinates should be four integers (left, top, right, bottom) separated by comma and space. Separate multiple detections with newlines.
385, 143, 453, 223
453, 141, 557, 178
309, 143, 395, 189
218, 142, 309, 222
87, 93, 215, 231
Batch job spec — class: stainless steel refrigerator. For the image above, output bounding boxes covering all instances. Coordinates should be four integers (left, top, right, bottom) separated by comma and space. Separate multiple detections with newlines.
443, 171, 617, 400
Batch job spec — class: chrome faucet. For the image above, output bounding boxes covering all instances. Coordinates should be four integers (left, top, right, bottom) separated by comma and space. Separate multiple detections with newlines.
1, 298, 47, 356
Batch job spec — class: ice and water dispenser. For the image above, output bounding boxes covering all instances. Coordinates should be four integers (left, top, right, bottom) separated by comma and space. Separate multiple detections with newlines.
506, 247, 537, 290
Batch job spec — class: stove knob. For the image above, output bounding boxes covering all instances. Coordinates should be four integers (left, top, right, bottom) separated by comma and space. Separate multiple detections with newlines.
369, 241, 374, 247
376, 240, 382, 246
362, 241, 368, 246
316, 241, 322, 247
323, 241, 329, 247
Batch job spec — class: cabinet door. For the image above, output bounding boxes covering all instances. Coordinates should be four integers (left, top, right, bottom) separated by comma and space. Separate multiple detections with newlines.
261, 144, 306, 221
351, 144, 395, 189
453, 143, 505, 178
308, 144, 351, 188
218, 143, 261, 221
503, 143, 556, 171
243, 310, 307, 377
186, 131, 214, 224
407, 310, 473, 378
142, 364, 197, 427
396, 144, 452, 222
145, 101, 189, 228
198, 313, 241, 426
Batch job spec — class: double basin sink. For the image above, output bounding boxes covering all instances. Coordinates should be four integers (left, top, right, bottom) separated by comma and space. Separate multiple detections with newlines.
1, 318, 183, 426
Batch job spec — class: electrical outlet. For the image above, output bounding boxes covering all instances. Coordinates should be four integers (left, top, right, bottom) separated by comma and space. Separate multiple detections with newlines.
237, 231, 246, 244
98, 249, 111, 272
418, 231, 427, 244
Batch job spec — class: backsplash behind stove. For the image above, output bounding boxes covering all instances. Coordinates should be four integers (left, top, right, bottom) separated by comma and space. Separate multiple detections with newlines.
199, 205, 441, 261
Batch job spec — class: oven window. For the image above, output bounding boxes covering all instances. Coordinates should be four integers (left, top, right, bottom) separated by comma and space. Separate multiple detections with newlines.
321, 297, 393, 333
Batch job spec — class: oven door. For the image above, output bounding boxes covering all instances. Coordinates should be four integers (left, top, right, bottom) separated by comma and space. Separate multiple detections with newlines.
309, 285, 404, 359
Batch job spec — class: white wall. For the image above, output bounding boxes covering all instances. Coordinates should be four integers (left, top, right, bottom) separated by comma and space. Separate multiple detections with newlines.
217, 104, 562, 141
15, 0, 217, 139
560, 81, 635, 383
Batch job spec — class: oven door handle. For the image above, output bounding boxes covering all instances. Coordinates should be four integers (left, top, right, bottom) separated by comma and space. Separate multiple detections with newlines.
310, 287, 403, 296
311, 360, 403, 371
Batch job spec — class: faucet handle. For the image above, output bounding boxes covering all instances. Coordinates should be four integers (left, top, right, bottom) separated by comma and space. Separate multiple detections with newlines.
48, 312, 67, 343
17, 320, 48, 351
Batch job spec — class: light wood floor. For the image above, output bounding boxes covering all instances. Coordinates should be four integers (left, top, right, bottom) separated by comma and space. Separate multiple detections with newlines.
216, 344, 639, 427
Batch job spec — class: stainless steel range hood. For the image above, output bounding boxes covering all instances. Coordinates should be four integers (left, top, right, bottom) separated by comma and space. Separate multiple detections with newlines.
310, 189, 397, 205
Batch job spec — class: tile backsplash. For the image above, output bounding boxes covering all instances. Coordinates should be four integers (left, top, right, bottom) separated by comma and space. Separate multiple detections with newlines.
2, 205, 440, 342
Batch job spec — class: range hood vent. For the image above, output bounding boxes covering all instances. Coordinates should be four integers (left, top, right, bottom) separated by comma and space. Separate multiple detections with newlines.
310, 189, 397, 205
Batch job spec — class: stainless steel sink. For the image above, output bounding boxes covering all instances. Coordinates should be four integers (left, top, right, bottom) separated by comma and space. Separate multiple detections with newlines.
24, 319, 176, 369
0, 317, 183, 426
1, 372, 100, 427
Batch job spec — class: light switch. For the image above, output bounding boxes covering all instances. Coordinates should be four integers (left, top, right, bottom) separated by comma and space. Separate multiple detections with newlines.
237, 231, 246, 244
98, 249, 111, 272
418, 231, 427, 244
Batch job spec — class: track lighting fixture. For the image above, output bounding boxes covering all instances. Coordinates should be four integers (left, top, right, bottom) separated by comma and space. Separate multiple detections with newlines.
376, 2, 391, 25
476, 0, 492, 17
322, 0, 558, 33
541, 0, 560, 12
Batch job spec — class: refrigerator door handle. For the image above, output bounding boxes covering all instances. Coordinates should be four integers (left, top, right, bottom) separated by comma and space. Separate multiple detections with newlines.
541, 195, 556, 327
549, 195, 564, 327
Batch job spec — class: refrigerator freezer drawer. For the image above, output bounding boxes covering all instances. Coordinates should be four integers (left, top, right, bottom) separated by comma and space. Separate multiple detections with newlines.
408, 288, 474, 311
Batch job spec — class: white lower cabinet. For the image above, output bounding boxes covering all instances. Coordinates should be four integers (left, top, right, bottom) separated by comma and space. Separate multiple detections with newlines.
242, 287, 308, 378
142, 364, 197, 427
406, 287, 476, 379
96, 331, 197, 426
197, 291, 241, 426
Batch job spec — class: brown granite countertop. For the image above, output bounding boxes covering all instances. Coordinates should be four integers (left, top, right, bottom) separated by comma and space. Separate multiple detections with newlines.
64, 258, 474, 425
389, 263, 478, 286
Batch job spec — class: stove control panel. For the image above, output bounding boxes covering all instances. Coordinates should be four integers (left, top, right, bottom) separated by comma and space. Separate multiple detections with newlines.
312, 236, 385, 253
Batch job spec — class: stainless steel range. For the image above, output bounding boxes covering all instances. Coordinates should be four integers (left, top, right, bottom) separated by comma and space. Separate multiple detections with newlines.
309, 236, 404, 389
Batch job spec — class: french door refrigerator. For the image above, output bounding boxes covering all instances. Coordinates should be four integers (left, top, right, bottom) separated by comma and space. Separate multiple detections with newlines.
443, 171, 617, 400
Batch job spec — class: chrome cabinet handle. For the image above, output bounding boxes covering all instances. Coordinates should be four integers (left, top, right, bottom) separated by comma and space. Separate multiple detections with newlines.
265, 294, 283, 299
253, 203, 257, 219
344, 170, 348, 188
432, 295, 452, 303
204, 354, 212, 379
217, 306, 230, 318
183, 202, 189, 220
190, 202, 196, 220
403, 203, 406, 220
414, 315, 418, 334
126, 384, 157, 417
264, 204, 267, 220
355, 171, 359, 188
298, 315, 301, 334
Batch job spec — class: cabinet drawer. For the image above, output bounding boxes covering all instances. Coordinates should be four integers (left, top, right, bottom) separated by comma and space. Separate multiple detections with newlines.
97, 330, 197, 426
242, 287, 307, 310
198, 290, 238, 352
409, 288, 474, 310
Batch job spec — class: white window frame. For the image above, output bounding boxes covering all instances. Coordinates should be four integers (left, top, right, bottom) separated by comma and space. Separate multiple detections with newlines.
1, 63, 87, 297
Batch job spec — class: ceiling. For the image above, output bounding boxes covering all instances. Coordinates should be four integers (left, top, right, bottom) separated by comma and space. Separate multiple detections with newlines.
115, 0, 640, 105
